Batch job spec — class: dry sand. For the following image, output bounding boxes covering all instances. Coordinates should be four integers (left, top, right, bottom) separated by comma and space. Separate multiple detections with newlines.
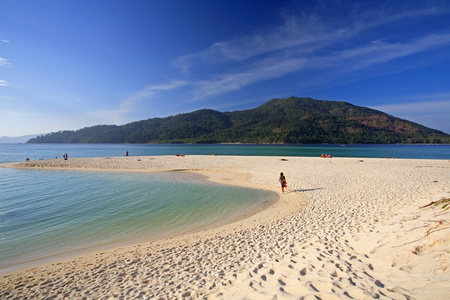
1, 155, 449, 299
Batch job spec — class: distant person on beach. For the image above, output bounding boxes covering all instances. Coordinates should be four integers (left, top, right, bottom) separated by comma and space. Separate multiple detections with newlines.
279, 172, 287, 194
126, 151, 129, 157
63, 153, 68, 160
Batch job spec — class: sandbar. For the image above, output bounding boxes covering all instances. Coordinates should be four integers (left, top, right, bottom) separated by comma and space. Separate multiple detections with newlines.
1, 155, 449, 299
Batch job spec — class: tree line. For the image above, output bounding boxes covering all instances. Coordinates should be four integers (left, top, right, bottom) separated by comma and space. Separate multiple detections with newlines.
28, 97, 450, 144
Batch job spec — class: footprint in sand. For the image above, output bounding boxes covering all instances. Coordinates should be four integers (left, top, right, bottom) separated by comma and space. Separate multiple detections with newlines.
309, 283, 319, 292
278, 279, 286, 286
374, 280, 385, 288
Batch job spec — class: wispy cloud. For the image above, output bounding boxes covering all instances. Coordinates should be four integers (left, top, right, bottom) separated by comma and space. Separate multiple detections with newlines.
189, 57, 307, 100
120, 80, 189, 112
0, 57, 12, 67
371, 98, 450, 133
187, 32, 450, 101
172, 14, 334, 78
395, 92, 450, 102
1, 39, 10, 43
93, 80, 192, 125
372, 99, 450, 116
338, 34, 450, 68
172, 4, 450, 101
0, 79, 11, 86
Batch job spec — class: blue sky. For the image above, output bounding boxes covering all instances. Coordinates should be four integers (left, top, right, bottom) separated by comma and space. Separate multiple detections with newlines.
1, 0, 450, 137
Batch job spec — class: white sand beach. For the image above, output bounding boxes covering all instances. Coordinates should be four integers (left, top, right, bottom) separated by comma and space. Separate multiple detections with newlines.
1, 155, 449, 299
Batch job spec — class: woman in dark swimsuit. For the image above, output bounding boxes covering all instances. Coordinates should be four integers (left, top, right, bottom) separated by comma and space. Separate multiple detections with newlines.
279, 172, 287, 194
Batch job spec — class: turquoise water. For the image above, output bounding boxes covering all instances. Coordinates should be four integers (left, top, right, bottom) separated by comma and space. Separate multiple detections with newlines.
1, 143, 449, 163
0, 167, 275, 271
0, 143, 448, 272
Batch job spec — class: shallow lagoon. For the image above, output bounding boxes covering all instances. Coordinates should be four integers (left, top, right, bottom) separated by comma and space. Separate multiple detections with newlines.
0, 168, 276, 271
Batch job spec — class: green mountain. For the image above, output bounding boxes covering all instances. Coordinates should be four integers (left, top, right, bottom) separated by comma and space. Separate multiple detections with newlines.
28, 97, 450, 144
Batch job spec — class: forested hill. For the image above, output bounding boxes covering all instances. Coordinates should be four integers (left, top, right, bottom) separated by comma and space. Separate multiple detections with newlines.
28, 97, 450, 144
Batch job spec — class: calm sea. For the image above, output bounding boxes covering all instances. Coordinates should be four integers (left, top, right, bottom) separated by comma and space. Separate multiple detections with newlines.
1, 143, 449, 163
0, 143, 448, 272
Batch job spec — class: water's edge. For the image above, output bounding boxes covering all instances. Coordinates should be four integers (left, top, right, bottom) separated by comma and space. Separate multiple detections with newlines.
0, 167, 278, 274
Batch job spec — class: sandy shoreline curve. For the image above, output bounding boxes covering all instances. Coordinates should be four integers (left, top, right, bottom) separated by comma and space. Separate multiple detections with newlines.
1, 155, 449, 299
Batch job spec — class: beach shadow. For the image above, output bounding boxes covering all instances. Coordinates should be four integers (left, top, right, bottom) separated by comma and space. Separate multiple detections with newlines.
286, 188, 323, 193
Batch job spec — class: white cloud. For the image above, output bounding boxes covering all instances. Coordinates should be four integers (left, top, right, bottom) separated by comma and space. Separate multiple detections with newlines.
174, 4, 447, 73
1, 39, 10, 43
120, 80, 189, 111
0, 79, 11, 86
172, 14, 336, 77
148, 81, 190, 91
0, 80, 192, 136
189, 57, 307, 100
371, 99, 450, 133
171, 4, 450, 102
102, 80, 192, 124
339, 34, 450, 68
371, 99, 450, 116
79, 83, 192, 127
397, 92, 450, 102
185, 32, 450, 102
0, 57, 12, 67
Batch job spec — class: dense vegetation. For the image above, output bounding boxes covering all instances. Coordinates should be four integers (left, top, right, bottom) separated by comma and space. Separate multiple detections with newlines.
28, 97, 450, 144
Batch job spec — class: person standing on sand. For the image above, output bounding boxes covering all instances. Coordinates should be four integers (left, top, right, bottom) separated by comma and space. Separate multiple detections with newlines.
279, 172, 287, 194
126, 151, 129, 157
